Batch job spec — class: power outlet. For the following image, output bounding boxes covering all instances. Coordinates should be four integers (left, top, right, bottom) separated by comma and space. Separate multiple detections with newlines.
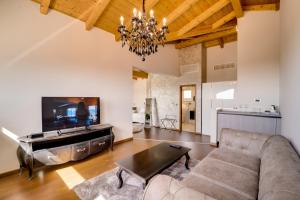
254, 98, 261, 103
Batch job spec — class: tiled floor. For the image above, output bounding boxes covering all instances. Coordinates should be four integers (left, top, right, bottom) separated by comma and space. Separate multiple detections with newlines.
182, 122, 196, 132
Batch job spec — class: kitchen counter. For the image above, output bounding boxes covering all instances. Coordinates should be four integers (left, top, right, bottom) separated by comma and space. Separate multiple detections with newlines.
216, 109, 281, 144
217, 109, 281, 118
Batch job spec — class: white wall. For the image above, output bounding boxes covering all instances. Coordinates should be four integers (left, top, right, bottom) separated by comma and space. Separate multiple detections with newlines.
207, 42, 237, 82
237, 12, 280, 111
280, 0, 300, 154
133, 79, 147, 112
0, 0, 178, 173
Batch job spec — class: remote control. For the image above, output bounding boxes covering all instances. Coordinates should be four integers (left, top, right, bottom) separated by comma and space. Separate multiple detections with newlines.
169, 144, 182, 149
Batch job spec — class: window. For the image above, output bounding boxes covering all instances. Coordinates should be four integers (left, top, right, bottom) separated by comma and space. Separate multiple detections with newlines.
183, 90, 192, 99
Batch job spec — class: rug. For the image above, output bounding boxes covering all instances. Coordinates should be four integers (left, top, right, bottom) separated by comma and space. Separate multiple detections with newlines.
73, 157, 199, 200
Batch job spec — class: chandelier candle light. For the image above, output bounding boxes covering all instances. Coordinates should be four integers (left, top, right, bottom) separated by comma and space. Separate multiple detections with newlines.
118, 0, 168, 61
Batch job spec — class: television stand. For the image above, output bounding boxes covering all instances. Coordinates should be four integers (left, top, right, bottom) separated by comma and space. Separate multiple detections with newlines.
17, 124, 114, 179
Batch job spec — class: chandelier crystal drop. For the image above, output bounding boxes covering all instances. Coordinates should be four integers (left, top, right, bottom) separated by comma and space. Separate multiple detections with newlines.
118, 0, 168, 61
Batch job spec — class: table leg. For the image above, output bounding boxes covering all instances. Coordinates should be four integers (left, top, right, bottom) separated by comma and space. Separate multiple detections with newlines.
16, 146, 25, 176
111, 133, 115, 151
167, 121, 171, 129
26, 154, 34, 180
28, 167, 33, 180
19, 166, 23, 176
161, 120, 166, 129
185, 153, 190, 170
117, 168, 123, 189
170, 120, 176, 129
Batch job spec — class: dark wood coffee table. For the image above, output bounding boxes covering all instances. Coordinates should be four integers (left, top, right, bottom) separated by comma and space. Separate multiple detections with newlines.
115, 143, 191, 188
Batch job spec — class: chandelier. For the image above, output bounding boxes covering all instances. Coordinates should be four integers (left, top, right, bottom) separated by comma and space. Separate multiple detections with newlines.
118, 0, 168, 61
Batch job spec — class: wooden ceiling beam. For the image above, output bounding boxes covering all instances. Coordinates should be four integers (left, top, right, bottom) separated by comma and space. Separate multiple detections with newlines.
219, 38, 224, 48
158, 0, 199, 27
86, 0, 112, 30
204, 33, 237, 48
212, 11, 236, 29
40, 0, 51, 15
167, 24, 235, 42
175, 28, 236, 49
243, 3, 280, 11
145, 0, 160, 12
230, 0, 243, 18
177, 0, 231, 36
204, 40, 219, 48
133, 69, 148, 79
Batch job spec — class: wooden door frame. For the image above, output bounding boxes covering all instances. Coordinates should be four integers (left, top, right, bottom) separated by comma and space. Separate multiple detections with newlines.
179, 84, 197, 132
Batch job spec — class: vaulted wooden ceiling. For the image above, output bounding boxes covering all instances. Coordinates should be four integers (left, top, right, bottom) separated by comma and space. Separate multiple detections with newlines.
32, 0, 280, 49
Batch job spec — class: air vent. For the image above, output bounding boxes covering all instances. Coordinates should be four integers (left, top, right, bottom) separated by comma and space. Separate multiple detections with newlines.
180, 63, 199, 75
214, 63, 235, 70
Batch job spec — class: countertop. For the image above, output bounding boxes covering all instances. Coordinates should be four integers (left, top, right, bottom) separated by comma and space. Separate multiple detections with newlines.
217, 109, 281, 118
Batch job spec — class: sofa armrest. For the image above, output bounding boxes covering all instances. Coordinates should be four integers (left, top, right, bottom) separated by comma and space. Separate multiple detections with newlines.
143, 175, 216, 200
220, 128, 269, 158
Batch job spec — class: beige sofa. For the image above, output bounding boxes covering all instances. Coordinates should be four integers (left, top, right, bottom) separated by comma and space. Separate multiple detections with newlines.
143, 129, 300, 200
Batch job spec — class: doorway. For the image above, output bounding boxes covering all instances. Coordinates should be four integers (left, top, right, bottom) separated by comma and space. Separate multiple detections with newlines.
180, 85, 196, 133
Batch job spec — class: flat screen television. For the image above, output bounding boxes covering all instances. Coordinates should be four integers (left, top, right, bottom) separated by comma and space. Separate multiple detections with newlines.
42, 97, 100, 132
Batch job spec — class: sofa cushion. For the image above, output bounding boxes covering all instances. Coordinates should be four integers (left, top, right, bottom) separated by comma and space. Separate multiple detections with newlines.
182, 156, 259, 200
183, 174, 254, 200
208, 148, 260, 175
220, 128, 269, 158
143, 175, 216, 200
258, 136, 300, 200
260, 191, 300, 200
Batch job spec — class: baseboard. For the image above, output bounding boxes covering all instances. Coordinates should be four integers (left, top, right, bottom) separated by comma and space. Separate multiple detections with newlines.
0, 169, 19, 178
210, 142, 218, 147
114, 137, 133, 145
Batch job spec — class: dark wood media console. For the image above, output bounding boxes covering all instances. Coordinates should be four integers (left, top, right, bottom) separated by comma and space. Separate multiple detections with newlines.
17, 124, 114, 179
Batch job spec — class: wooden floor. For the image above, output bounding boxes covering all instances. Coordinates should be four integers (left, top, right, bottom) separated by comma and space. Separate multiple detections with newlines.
134, 127, 210, 143
0, 129, 214, 200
